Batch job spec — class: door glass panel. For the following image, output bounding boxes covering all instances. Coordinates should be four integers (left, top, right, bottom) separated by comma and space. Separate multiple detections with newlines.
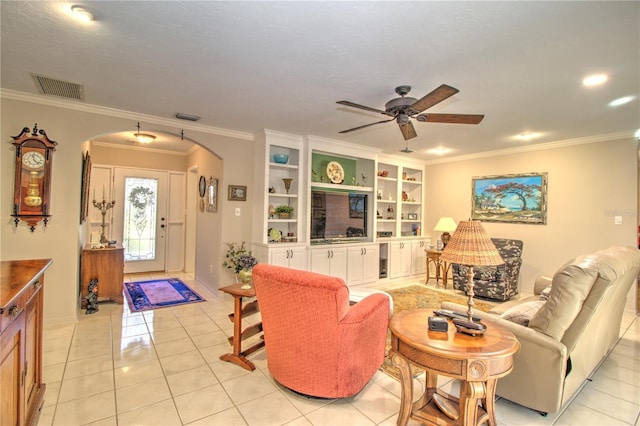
123, 177, 158, 261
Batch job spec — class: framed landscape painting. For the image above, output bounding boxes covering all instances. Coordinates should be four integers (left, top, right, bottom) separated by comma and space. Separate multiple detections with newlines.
471, 172, 548, 224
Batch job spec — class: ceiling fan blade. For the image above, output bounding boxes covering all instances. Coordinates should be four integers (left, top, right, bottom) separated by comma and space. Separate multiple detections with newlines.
336, 100, 392, 116
398, 120, 417, 140
418, 113, 485, 124
411, 84, 459, 113
339, 117, 396, 134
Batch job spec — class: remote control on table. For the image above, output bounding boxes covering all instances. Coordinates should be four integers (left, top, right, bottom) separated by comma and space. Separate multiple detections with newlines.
452, 317, 487, 331
433, 309, 482, 323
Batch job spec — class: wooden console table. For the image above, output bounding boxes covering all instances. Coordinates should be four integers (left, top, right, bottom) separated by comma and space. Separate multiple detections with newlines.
1, 258, 52, 426
389, 309, 519, 426
426, 249, 451, 288
81, 244, 124, 307
219, 283, 264, 371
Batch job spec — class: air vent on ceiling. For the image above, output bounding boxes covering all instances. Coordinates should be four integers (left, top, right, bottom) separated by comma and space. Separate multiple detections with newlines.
30, 73, 85, 101
175, 112, 200, 121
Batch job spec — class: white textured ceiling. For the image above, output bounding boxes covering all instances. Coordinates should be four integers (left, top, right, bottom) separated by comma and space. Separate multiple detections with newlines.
1, 1, 638, 160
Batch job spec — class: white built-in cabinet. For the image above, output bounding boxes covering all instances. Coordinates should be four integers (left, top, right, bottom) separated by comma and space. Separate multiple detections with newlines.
251, 131, 429, 284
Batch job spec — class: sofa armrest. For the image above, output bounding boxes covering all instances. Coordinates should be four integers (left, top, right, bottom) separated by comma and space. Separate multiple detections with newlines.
534, 276, 553, 295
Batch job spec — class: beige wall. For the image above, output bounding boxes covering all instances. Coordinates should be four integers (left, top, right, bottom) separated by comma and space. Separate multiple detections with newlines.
425, 136, 638, 311
1, 97, 253, 323
91, 143, 189, 172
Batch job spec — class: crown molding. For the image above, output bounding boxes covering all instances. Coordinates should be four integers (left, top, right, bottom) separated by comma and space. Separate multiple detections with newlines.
0, 89, 254, 141
425, 131, 635, 165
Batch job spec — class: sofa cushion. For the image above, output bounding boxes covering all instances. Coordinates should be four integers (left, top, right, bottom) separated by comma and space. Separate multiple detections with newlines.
529, 262, 598, 340
500, 300, 546, 326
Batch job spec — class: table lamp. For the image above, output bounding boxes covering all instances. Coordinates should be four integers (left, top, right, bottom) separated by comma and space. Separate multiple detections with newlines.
433, 217, 457, 248
440, 220, 503, 335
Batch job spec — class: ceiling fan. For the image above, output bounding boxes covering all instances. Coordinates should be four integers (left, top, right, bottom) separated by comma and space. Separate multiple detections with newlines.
337, 84, 484, 141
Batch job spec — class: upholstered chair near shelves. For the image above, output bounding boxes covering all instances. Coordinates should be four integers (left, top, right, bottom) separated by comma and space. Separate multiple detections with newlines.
253, 264, 389, 398
451, 238, 524, 301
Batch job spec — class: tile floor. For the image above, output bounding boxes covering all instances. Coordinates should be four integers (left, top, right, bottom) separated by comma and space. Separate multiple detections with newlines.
38, 272, 640, 425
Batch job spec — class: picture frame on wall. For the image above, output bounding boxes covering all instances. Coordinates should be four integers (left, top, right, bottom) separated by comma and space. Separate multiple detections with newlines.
471, 172, 548, 224
207, 177, 218, 212
79, 152, 92, 224
228, 185, 247, 201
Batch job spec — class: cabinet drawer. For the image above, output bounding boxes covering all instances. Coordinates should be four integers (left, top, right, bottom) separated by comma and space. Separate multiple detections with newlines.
1, 293, 25, 334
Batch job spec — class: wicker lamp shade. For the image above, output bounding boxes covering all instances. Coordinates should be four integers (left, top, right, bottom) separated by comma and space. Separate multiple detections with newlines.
440, 220, 503, 267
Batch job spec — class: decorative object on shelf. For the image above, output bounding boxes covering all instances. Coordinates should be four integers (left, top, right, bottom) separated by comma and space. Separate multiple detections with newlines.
198, 175, 206, 197
207, 176, 217, 212
92, 187, 116, 244
377, 170, 389, 177
268, 204, 276, 218
80, 152, 91, 224
408, 213, 418, 220
472, 172, 548, 224
402, 190, 408, 201
440, 220, 503, 335
434, 217, 457, 248
269, 228, 282, 242
85, 278, 99, 314
268, 186, 275, 193
273, 153, 289, 164
386, 205, 394, 219
361, 173, 367, 185
274, 205, 294, 218
228, 185, 246, 201
377, 190, 382, 200
326, 161, 344, 184
282, 178, 293, 194
11, 123, 57, 231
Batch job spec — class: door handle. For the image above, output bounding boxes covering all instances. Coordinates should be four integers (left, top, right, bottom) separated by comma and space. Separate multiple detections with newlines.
160, 224, 165, 228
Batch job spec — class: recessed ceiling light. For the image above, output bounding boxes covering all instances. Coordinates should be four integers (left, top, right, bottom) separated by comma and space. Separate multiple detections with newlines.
427, 147, 450, 155
582, 73, 607, 87
515, 132, 541, 141
609, 95, 635, 107
70, 5, 94, 22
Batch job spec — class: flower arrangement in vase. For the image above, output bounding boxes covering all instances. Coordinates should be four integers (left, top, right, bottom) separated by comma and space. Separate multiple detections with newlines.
223, 241, 258, 289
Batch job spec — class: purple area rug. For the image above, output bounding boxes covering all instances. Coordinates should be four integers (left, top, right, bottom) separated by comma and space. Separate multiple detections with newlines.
124, 278, 205, 312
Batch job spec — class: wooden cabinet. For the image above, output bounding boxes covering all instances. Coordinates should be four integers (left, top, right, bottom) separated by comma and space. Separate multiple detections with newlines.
1, 259, 51, 426
81, 245, 124, 306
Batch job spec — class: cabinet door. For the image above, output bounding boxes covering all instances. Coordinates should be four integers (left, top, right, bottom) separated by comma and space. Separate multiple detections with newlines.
309, 249, 332, 275
270, 248, 291, 268
362, 245, 380, 284
0, 314, 24, 426
389, 242, 412, 279
287, 247, 307, 271
24, 289, 43, 420
346, 247, 365, 286
411, 240, 428, 275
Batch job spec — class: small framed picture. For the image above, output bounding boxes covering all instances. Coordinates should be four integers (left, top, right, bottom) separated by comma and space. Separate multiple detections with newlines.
407, 213, 418, 220
228, 185, 247, 201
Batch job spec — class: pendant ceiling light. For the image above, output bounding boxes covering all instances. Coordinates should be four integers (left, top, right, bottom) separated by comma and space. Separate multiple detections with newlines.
134, 122, 155, 144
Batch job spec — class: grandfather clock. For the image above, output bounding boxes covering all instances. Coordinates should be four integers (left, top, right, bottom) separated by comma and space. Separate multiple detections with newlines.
11, 124, 57, 231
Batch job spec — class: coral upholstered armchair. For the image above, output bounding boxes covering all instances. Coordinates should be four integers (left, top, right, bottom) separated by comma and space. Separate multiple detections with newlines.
252, 264, 390, 398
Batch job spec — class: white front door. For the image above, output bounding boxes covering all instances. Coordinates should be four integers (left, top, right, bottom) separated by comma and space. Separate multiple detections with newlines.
113, 168, 168, 273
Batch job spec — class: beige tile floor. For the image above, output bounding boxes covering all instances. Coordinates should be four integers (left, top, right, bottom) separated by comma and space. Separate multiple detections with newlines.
38, 272, 640, 425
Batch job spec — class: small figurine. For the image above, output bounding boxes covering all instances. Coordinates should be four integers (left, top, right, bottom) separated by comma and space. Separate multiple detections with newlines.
268, 204, 276, 218
85, 279, 99, 314
268, 186, 275, 193
361, 173, 367, 185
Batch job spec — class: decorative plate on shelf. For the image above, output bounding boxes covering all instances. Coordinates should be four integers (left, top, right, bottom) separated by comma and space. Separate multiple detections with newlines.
326, 161, 344, 184
269, 228, 282, 242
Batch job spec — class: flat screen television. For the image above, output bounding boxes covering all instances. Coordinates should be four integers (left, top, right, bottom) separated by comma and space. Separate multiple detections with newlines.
310, 190, 368, 244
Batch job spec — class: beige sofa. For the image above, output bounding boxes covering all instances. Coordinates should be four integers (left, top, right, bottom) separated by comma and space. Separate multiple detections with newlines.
443, 245, 640, 414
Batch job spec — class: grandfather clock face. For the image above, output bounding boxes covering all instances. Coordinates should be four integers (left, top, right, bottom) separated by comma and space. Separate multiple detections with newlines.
11, 125, 57, 231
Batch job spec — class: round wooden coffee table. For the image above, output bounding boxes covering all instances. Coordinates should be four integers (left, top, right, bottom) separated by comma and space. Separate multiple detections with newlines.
389, 309, 519, 426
